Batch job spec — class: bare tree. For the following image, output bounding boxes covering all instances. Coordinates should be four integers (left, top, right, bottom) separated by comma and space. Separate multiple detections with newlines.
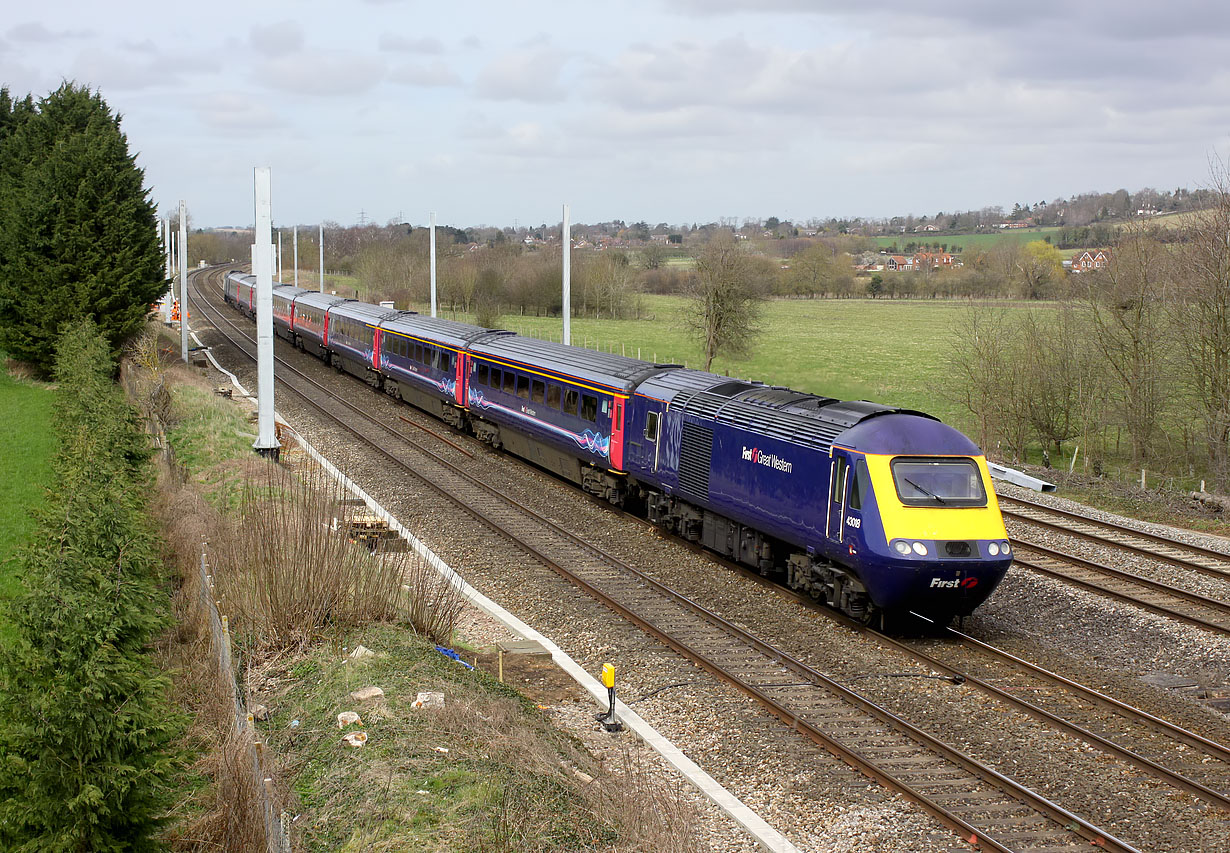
1174, 169, 1230, 487
685, 232, 765, 371
1079, 224, 1173, 466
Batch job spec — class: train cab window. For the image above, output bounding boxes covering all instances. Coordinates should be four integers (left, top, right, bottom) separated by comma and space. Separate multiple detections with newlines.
547, 383, 561, 409
581, 394, 598, 422
531, 379, 545, 403
891, 457, 987, 507
563, 388, 579, 415
645, 411, 660, 441
503, 371, 516, 394
849, 460, 868, 511
477, 364, 489, 385
516, 375, 530, 399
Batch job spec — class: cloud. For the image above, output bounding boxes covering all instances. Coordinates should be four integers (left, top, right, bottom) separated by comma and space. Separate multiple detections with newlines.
249, 20, 304, 58
474, 46, 569, 102
7, 22, 91, 43
256, 51, 386, 96
378, 34, 445, 54
389, 60, 461, 87
196, 91, 288, 130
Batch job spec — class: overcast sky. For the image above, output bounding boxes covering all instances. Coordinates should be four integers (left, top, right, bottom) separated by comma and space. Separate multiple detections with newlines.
4, 1, 1229, 229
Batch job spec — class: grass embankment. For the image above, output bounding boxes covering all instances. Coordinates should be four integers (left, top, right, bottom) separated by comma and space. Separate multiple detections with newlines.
153, 341, 695, 851
0, 365, 57, 644
872, 227, 1065, 253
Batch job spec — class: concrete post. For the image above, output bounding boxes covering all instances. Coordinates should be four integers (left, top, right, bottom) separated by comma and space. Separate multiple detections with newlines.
276, 229, 282, 282
319, 224, 325, 293
430, 211, 437, 318
160, 217, 172, 322
179, 201, 188, 361
293, 225, 299, 288
562, 203, 571, 346
253, 168, 280, 458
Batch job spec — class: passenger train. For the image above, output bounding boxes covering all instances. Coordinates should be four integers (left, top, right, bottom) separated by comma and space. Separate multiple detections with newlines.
225, 271, 1013, 625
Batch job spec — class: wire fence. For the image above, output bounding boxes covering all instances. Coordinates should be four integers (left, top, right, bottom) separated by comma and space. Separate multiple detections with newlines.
196, 545, 292, 853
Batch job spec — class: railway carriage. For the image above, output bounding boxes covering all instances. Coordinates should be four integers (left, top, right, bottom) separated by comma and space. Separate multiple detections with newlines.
224, 271, 256, 318
271, 285, 308, 344
464, 336, 667, 501
376, 314, 506, 430
323, 300, 400, 385
290, 292, 349, 358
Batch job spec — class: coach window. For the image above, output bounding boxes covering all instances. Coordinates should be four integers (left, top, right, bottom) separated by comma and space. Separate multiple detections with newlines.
531, 379, 545, 403
581, 394, 598, 422
547, 383, 561, 409
477, 364, 489, 385
517, 375, 530, 399
440, 351, 453, 372
563, 388, 579, 415
503, 370, 516, 394
645, 411, 659, 441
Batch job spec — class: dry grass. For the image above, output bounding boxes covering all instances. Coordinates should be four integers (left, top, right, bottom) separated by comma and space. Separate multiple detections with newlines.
212, 464, 462, 655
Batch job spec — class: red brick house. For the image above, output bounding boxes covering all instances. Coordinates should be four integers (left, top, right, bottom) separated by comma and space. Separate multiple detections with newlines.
1071, 250, 1110, 272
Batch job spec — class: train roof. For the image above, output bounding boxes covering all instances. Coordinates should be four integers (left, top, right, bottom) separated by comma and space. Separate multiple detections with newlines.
837, 413, 981, 457
273, 285, 309, 300
380, 313, 511, 350
470, 334, 675, 394
328, 300, 402, 326
294, 291, 350, 311
645, 369, 939, 453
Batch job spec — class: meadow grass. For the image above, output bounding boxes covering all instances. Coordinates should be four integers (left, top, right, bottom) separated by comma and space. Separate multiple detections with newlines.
0, 367, 57, 642
426, 294, 1052, 430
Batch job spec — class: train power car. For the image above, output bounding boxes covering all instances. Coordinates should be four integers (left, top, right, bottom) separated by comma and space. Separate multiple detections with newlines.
224, 280, 1012, 626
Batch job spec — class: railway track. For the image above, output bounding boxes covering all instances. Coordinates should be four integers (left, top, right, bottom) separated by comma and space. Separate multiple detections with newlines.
187, 269, 1147, 852
1000, 494, 1230, 583
1000, 494, 1230, 634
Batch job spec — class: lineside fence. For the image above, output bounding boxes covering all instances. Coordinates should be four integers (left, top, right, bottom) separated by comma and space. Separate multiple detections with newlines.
196, 543, 292, 853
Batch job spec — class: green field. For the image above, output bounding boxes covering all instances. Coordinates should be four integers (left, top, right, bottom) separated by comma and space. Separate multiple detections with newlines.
424, 294, 1046, 430
0, 368, 57, 640
872, 227, 1064, 253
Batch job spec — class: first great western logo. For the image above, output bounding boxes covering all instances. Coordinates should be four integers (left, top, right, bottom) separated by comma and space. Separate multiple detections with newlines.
741, 446, 794, 474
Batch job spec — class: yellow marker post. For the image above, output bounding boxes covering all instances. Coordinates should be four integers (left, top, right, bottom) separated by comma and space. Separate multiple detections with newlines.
596, 663, 622, 731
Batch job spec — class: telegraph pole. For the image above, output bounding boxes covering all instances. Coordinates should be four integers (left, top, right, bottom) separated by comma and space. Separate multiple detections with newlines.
430, 212, 437, 317
562, 203, 571, 346
252, 167, 280, 459
178, 201, 188, 361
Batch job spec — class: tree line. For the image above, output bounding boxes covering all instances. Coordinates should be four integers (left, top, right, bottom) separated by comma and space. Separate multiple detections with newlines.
948, 185, 1230, 490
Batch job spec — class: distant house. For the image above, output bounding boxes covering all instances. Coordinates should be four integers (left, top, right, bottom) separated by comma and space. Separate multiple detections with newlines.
997, 220, 1033, 229
1071, 249, 1110, 272
914, 223, 939, 232
886, 255, 914, 271
913, 252, 955, 269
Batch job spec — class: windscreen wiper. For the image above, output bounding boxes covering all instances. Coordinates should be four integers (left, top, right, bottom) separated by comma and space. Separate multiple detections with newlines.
903, 477, 947, 504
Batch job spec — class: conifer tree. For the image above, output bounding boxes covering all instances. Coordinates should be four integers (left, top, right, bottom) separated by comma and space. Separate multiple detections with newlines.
0, 84, 167, 374
0, 321, 182, 850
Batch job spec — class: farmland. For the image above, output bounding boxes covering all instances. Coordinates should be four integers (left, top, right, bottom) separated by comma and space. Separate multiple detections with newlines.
425, 294, 1050, 430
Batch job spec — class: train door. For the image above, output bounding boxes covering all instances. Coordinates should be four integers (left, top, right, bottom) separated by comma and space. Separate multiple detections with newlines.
454, 352, 467, 406
609, 397, 626, 471
826, 452, 850, 544
371, 328, 382, 370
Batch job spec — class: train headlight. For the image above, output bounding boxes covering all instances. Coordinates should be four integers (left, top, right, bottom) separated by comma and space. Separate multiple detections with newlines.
893, 540, 911, 556
987, 542, 1000, 556
1002, 541, 1011, 555
911, 542, 928, 556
